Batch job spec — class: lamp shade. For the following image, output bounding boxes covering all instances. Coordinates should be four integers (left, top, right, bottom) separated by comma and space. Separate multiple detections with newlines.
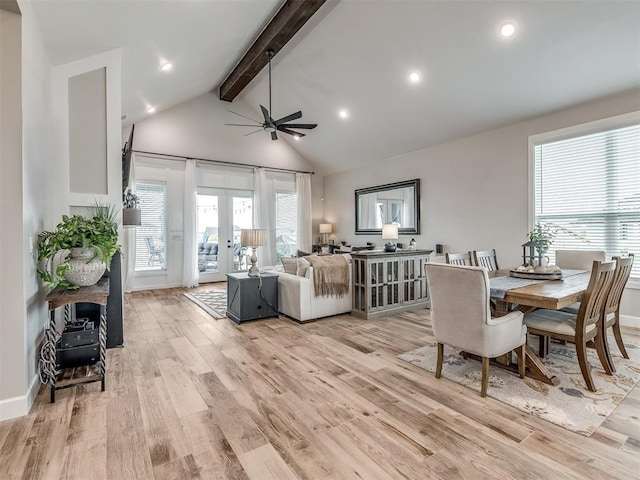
319, 223, 332, 234
241, 228, 267, 246
381, 223, 399, 240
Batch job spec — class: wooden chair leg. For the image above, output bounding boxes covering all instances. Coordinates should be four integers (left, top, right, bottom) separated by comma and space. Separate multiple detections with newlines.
538, 335, 549, 358
594, 332, 613, 375
601, 327, 615, 373
480, 357, 489, 397
576, 342, 596, 392
435, 343, 444, 379
517, 344, 526, 378
612, 321, 629, 359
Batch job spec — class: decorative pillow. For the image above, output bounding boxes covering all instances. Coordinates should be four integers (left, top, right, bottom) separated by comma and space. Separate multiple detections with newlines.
297, 249, 312, 257
296, 257, 311, 277
281, 257, 298, 275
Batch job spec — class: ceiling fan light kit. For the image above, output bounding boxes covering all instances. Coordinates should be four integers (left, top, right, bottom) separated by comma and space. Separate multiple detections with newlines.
225, 50, 317, 141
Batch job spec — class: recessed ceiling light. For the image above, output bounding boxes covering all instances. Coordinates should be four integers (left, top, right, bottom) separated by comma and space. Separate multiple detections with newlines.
146, 106, 156, 114
408, 72, 421, 83
293, 135, 300, 141
500, 22, 516, 37
338, 109, 349, 119
160, 62, 173, 72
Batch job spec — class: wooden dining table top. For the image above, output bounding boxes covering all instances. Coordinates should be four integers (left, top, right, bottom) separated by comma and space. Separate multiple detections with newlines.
489, 269, 591, 311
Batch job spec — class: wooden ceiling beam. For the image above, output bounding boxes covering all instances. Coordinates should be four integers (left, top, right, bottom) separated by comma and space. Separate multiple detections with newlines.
218, 0, 326, 102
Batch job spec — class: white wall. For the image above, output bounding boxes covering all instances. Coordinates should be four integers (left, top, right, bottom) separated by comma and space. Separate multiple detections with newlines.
0, 8, 27, 419
131, 93, 313, 174
322, 89, 640, 323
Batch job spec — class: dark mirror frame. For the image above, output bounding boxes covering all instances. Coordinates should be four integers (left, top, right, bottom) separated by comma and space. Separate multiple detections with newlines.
355, 179, 421, 235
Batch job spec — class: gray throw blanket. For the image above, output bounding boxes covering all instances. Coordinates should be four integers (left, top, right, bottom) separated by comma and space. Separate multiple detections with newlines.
306, 255, 349, 297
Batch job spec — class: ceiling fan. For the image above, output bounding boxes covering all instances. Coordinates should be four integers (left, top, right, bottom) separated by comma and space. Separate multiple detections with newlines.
225, 50, 317, 141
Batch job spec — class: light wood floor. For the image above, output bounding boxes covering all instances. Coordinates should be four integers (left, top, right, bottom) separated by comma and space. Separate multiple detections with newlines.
1, 285, 639, 479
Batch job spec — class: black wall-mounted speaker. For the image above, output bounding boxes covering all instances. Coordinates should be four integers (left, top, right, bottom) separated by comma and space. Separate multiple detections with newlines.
436, 244, 443, 254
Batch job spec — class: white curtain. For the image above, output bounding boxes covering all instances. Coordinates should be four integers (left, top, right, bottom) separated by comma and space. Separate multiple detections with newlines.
254, 168, 274, 267
296, 173, 312, 253
182, 159, 199, 287
123, 152, 136, 293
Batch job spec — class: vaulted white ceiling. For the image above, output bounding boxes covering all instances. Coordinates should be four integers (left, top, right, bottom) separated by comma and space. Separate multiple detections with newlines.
27, 0, 640, 175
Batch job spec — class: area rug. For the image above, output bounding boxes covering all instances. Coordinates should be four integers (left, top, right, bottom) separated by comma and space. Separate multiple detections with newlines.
399, 337, 640, 436
184, 291, 227, 319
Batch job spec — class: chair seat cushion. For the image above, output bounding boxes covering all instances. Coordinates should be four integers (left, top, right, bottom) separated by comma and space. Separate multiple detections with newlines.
524, 309, 596, 336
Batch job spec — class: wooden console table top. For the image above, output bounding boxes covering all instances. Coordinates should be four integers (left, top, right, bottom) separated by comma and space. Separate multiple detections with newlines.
351, 249, 433, 258
46, 277, 110, 310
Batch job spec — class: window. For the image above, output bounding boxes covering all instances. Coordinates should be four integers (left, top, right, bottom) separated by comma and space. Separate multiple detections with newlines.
135, 181, 167, 271
533, 121, 640, 278
275, 192, 297, 261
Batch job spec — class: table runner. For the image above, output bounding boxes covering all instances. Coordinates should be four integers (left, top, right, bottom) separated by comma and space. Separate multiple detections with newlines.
489, 269, 586, 299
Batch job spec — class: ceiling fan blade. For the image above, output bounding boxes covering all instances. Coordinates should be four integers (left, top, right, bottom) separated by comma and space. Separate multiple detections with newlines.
260, 105, 272, 124
271, 131, 278, 141
225, 123, 262, 127
274, 111, 302, 125
278, 127, 306, 138
244, 129, 264, 136
227, 110, 261, 124
280, 123, 317, 130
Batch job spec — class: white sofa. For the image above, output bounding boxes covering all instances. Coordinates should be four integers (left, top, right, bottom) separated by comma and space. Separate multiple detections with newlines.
275, 265, 352, 322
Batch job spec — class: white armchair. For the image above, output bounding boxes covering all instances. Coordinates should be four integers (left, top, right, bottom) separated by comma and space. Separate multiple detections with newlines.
425, 262, 527, 397
275, 266, 352, 322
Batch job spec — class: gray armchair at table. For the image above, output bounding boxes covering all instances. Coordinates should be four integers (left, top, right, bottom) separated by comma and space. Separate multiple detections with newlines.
425, 263, 527, 397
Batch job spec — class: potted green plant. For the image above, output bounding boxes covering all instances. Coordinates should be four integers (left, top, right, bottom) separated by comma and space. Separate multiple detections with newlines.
527, 222, 556, 259
37, 203, 120, 289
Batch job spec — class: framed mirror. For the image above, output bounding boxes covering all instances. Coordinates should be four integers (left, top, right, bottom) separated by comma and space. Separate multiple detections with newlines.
355, 179, 420, 235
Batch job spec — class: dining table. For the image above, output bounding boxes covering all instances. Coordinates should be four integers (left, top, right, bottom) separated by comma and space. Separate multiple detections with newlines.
486, 269, 592, 386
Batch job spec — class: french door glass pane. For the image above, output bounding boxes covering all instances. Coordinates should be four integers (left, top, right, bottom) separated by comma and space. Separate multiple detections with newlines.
197, 194, 219, 274
135, 182, 166, 271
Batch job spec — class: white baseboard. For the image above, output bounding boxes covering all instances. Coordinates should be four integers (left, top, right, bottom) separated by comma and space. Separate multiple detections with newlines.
0, 374, 40, 421
620, 314, 640, 330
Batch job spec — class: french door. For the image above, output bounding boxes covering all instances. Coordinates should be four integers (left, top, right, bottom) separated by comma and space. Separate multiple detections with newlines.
196, 188, 253, 283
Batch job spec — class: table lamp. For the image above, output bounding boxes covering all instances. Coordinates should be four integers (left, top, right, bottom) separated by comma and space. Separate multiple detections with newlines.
382, 223, 398, 252
241, 228, 267, 276
319, 223, 332, 245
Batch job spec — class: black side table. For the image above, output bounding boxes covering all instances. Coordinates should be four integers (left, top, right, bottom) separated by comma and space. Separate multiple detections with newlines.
226, 272, 279, 323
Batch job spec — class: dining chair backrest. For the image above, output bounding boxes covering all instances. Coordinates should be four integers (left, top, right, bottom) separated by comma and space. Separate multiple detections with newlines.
425, 263, 492, 353
472, 249, 499, 271
605, 254, 635, 317
555, 250, 606, 271
445, 252, 473, 266
576, 260, 616, 334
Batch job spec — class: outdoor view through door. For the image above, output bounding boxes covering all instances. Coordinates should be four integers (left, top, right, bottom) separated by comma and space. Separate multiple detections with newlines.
197, 189, 252, 282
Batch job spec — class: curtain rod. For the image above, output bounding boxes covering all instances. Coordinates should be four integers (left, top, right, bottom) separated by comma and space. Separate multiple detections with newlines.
132, 149, 314, 175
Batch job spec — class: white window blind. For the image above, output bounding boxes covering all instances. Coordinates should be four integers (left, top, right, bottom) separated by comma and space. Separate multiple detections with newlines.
534, 123, 640, 278
275, 192, 298, 261
135, 181, 167, 271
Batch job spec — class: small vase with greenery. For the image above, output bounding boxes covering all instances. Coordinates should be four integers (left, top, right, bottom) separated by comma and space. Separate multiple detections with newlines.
527, 223, 556, 256
37, 203, 120, 289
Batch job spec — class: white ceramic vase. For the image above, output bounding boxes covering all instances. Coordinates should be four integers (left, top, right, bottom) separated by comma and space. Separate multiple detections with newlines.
63, 247, 106, 287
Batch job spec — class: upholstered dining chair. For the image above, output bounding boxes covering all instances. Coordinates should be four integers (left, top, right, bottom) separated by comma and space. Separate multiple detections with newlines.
555, 249, 606, 271
599, 254, 635, 372
472, 249, 499, 272
425, 263, 526, 397
445, 252, 473, 266
523, 260, 616, 392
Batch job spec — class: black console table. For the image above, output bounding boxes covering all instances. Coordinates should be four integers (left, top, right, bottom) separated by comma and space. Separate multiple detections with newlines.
226, 272, 278, 323
44, 278, 108, 402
